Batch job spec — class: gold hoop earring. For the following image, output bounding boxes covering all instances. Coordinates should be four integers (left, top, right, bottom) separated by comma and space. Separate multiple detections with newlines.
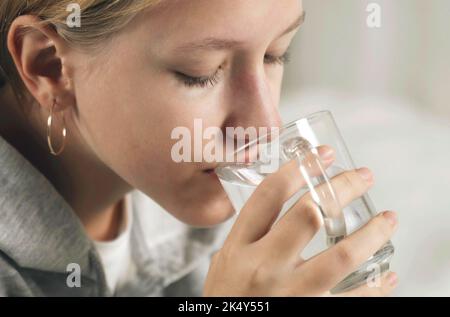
46, 99, 67, 156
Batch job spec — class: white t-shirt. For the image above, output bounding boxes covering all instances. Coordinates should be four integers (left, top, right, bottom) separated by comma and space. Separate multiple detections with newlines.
92, 193, 134, 293
90, 191, 233, 296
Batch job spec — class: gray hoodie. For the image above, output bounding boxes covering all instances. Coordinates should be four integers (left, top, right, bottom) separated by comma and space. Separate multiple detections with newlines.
0, 135, 231, 296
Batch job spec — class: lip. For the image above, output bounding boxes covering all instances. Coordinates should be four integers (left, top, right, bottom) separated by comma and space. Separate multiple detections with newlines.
203, 168, 220, 180
201, 162, 219, 172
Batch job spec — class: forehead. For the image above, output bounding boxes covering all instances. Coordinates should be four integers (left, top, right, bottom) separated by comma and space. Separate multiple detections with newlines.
138, 0, 303, 49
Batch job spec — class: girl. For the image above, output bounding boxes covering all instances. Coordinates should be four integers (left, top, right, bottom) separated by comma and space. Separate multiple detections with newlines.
0, 0, 398, 296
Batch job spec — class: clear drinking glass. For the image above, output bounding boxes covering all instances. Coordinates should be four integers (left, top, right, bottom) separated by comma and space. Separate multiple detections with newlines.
215, 110, 394, 293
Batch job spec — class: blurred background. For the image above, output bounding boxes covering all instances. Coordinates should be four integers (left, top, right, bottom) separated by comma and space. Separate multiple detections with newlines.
280, 0, 450, 296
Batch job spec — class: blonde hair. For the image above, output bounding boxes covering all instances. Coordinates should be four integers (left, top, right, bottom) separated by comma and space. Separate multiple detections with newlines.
0, 0, 161, 99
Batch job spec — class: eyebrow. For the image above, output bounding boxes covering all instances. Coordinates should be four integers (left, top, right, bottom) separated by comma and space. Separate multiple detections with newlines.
174, 11, 306, 53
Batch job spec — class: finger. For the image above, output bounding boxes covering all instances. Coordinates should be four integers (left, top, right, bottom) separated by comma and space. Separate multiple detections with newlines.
293, 211, 398, 294
262, 167, 374, 260
334, 272, 398, 297
300, 167, 374, 220
228, 145, 336, 245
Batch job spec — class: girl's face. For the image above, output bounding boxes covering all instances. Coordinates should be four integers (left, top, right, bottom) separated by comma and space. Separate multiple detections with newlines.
66, 0, 303, 226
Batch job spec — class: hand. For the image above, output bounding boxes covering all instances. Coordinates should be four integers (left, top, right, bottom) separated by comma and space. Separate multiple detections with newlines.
204, 146, 398, 296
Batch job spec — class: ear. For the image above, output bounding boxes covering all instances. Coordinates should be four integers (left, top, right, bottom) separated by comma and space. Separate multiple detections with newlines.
7, 15, 75, 113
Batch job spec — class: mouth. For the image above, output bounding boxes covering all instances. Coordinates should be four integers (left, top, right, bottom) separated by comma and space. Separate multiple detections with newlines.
203, 168, 220, 180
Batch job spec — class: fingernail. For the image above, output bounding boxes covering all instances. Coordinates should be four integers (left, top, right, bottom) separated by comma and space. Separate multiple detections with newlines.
357, 167, 373, 183
382, 211, 398, 226
388, 273, 398, 286
319, 148, 334, 160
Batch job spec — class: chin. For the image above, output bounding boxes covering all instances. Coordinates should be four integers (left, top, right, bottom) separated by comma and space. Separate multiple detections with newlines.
178, 194, 236, 228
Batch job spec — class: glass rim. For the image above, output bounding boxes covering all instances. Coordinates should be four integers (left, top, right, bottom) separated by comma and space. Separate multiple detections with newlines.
215, 110, 332, 169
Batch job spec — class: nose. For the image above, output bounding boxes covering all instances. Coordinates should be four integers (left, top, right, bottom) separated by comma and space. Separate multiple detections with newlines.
222, 67, 282, 142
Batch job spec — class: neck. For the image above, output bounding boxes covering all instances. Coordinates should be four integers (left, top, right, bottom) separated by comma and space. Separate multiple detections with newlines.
0, 86, 132, 241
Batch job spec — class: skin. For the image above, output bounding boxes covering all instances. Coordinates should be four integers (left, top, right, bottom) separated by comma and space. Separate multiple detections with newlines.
0, 0, 398, 296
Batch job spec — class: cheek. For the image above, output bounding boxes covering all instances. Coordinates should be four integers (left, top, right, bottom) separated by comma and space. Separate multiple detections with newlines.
74, 79, 186, 185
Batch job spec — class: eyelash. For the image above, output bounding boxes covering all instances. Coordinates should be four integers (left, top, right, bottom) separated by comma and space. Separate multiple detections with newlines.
175, 51, 291, 89
175, 69, 221, 89
264, 51, 291, 65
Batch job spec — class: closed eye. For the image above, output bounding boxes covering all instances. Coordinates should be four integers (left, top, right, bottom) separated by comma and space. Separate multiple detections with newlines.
174, 69, 221, 88
264, 51, 291, 65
